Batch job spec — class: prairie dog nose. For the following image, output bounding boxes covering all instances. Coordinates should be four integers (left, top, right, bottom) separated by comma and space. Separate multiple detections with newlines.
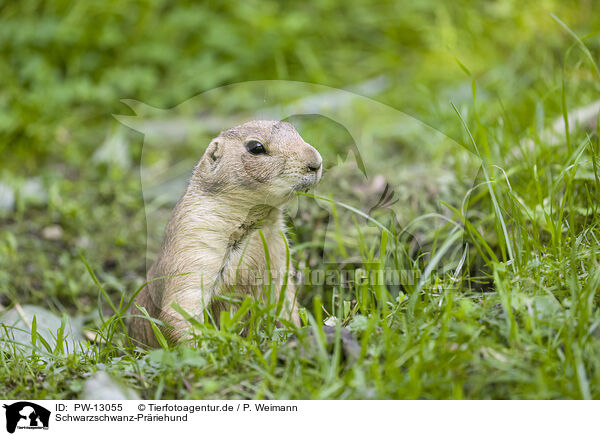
304, 146, 322, 172
307, 160, 322, 172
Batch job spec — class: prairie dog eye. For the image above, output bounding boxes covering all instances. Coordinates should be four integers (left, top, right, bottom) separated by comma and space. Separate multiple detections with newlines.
245, 140, 266, 155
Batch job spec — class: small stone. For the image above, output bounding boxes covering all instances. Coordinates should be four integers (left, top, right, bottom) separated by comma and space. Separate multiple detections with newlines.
0, 304, 85, 351
324, 316, 339, 327
42, 225, 63, 240
82, 371, 140, 400
83, 330, 106, 344
21, 178, 48, 205
0, 182, 15, 212
75, 236, 91, 248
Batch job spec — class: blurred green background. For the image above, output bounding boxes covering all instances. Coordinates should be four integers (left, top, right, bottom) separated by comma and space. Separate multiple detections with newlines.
2, 0, 597, 170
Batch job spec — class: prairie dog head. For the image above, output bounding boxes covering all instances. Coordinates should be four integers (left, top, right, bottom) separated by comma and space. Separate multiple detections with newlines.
193, 120, 322, 207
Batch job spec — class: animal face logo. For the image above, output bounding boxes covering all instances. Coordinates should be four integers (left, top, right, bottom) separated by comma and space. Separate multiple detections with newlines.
2, 402, 50, 433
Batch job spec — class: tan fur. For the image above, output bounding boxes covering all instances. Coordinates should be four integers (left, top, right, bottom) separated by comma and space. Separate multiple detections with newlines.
129, 120, 322, 347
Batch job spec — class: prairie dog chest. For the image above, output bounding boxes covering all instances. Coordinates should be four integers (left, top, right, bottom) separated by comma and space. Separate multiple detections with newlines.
220, 224, 289, 292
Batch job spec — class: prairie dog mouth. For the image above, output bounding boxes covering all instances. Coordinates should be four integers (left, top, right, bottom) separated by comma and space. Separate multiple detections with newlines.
292, 173, 320, 192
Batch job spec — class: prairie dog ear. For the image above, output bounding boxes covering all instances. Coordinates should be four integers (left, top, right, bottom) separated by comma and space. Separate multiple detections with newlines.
200, 139, 224, 171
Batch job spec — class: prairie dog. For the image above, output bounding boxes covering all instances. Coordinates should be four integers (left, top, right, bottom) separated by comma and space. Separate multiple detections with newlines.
129, 120, 322, 347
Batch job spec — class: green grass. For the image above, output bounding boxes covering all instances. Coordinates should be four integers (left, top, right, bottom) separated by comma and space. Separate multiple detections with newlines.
1, 0, 600, 399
